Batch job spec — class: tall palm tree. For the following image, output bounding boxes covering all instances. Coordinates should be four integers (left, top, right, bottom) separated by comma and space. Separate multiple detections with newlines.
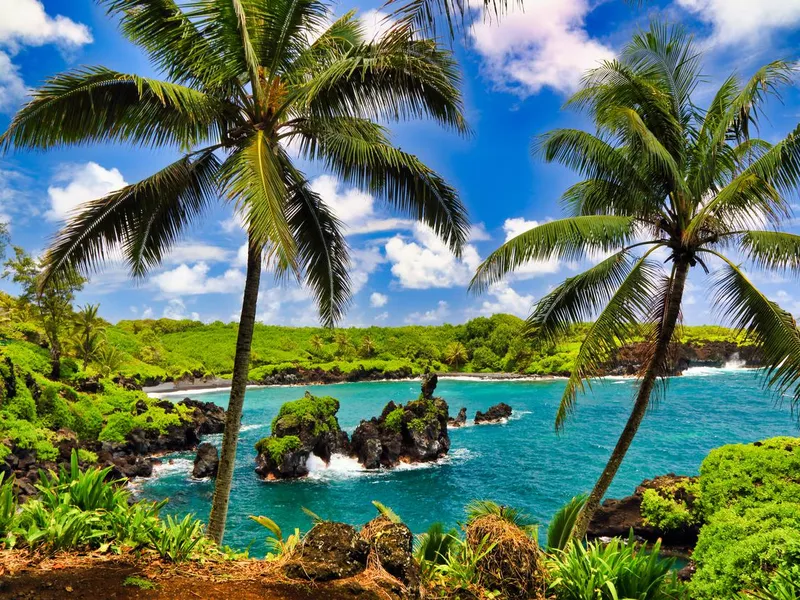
444, 341, 467, 369
1, 0, 469, 543
471, 23, 800, 537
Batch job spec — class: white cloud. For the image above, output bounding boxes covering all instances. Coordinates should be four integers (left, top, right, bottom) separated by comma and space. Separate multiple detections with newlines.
476, 282, 535, 318
406, 300, 450, 324
469, 0, 614, 96
220, 211, 245, 234
469, 222, 492, 242
501, 217, 560, 278
0, 0, 92, 113
351, 246, 385, 294
310, 175, 413, 235
162, 298, 200, 321
370, 292, 389, 307
0, 0, 92, 50
141, 306, 154, 319
676, 0, 800, 47
385, 223, 482, 289
151, 262, 246, 296
0, 52, 26, 112
165, 242, 231, 265
46, 162, 127, 222
360, 10, 394, 41
375, 311, 389, 322
256, 286, 312, 324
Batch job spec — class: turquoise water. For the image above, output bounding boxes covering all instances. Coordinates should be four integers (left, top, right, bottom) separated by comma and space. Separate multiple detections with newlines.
137, 367, 798, 553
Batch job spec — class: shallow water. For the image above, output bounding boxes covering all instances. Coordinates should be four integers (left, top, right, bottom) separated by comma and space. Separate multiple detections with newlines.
138, 369, 798, 553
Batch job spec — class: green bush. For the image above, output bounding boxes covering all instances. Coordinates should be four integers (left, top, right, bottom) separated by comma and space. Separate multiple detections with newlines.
71, 398, 104, 441
37, 385, 74, 430
640, 485, 698, 531
255, 435, 302, 463
271, 392, 340, 436
98, 412, 135, 443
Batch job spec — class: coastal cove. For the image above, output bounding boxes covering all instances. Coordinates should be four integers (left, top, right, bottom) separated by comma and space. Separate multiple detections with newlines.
138, 366, 797, 554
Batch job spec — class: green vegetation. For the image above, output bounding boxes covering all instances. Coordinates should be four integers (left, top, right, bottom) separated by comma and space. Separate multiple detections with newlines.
270, 392, 340, 436
0, 451, 214, 562
691, 438, 800, 598
640, 479, 701, 531
122, 576, 157, 590
255, 436, 302, 464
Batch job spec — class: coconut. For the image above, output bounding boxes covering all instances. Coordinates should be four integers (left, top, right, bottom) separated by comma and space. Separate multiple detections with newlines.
465, 514, 547, 599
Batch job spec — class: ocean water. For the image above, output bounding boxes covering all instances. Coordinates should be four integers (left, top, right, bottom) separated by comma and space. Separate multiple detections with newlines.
137, 367, 798, 553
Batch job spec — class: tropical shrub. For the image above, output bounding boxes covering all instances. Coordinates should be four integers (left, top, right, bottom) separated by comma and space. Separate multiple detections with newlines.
640, 487, 697, 531
547, 495, 587, 551
548, 536, 687, 600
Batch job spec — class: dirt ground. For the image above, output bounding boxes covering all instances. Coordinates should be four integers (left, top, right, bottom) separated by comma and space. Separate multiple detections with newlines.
0, 553, 386, 600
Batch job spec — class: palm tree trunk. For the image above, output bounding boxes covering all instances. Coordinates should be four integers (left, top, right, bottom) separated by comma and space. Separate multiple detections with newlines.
49, 345, 61, 380
573, 257, 690, 539
207, 235, 262, 544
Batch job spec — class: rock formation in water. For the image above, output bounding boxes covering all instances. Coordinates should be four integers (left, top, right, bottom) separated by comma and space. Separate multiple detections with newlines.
254, 391, 348, 479
192, 442, 219, 478
350, 377, 450, 469
587, 473, 700, 551
448, 407, 467, 428
474, 402, 512, 424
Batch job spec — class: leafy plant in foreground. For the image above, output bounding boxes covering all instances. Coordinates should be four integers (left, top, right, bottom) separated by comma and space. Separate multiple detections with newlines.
250, 515, 301, 560
148, 513, 208, 562
414, 522, 460, 583
466, 499, 538, 537
547, 495, 587, 551
548, 535, 686, 600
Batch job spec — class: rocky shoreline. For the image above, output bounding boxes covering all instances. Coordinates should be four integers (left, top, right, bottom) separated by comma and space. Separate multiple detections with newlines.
1, 397, 226, 502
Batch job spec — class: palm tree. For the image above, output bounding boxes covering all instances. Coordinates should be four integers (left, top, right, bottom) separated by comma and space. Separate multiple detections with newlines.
444, 341, 467, 369
309, 334, 324, 353
359, 335, 376, 357
471, 23, 800, 537
1, 0, 469, 543
73, 304, 104, 369
96, 340, 125, 378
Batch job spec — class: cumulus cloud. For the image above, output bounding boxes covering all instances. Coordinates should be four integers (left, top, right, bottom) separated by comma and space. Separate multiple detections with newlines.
0, 0, 92, 49
676, 0, 800, 47
370, 292, 389, 307
360, 10, 394, 41
0, 0, 92, 113
165, 243, 231, 265
256, 286, 312, 324
385, 224, 482, 289
469, 0, 614, 96
501, 217, 560, 278
469, 222, 492, 242
406, 300, 450, 324
46, 162, 127, 222
310, 175, 413, 235
162, 298, 200, 321
151, 262, 246, 296
350, 246, 385, 294
476, 282, 535, 318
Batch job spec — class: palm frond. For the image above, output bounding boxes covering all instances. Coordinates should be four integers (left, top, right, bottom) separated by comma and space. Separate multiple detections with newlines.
281, 160, 350, 327
0, 67, 223, 152
465, 499, 537, 535
554, 252, 661, 430
524, 249, 658, 345
372, 500, 403, 524
739, 230, 800, 274
41, 150, 221, 286
710, 254, 800, 406
470, 216, 638, 293
547, 495, 588, 550
100, 0, 228, 88
221, 131, 296, 270
293, 36, 468, 134
294, 116, 468, 255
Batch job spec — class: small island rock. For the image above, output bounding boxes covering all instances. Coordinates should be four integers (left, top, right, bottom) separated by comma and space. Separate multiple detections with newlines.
448, 407, 467, 428
474, 402, 513, 424
192, 442, 219, 478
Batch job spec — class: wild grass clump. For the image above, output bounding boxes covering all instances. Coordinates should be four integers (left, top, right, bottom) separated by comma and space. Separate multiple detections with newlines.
464, 500, 546, 600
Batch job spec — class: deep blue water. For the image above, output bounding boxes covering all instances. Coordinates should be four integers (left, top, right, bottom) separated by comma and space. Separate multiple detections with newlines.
137, 367, 798, 553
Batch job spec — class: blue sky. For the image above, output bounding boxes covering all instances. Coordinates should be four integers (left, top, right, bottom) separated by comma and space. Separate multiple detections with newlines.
2, 0, 800, 327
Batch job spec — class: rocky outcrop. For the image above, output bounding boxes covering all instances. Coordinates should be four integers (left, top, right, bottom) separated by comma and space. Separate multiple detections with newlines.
587, 474, 700, 551
254, 392, 348, 480
607, 342, 761, 376
1, 397, 226, 502
448, 407, 467, 428
192, 442, 219, 478
284, 522, 370, 581
350, 377, 450, 469
474, 403, 512, 424
420, 372, 437, 400
284, 518, 421, 598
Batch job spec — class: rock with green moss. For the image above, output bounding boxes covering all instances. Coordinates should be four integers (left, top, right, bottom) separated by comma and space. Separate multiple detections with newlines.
254, 391, 348, 479
350, 376, 450, 469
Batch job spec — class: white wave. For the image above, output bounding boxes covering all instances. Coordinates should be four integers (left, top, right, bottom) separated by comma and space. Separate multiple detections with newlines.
149, 457, 194, 478
306, 453, 366, 481
682, 364, 749, 377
